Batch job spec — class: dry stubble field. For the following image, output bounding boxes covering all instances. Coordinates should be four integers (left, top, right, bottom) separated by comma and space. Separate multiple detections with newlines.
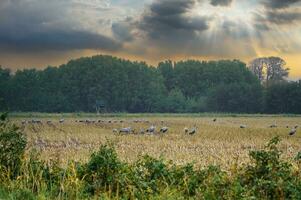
13, 114, 301, 170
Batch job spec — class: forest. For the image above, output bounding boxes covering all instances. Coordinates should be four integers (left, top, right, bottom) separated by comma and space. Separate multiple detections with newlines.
0, 55, 300, 113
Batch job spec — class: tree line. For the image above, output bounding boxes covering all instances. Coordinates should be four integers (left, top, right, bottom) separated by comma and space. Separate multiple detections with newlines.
0, 55, 300, 113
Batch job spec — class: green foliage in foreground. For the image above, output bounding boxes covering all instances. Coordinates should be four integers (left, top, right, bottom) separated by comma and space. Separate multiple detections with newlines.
1, 116, 301, 199
0, 113, 27, 179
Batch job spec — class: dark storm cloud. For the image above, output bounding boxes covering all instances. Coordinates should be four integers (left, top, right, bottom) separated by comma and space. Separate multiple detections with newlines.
0, 30, 121, 52
121, 0, 257, 58
0, 0, 121, 53
252, 0, 301, 32
111, 17, 135, 42
149, 0, 195, 16
108, 0, 258, 58
138, 0, 211, 41
210, 0, 233, 7
266, 10, 301, 24
261, 0, 301, 9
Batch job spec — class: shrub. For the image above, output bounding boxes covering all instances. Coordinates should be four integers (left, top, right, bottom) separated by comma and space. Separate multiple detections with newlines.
240, 136, 301, 199
131, 155, 172, 197
0, 113, 27, 179
82, 142, 129, 197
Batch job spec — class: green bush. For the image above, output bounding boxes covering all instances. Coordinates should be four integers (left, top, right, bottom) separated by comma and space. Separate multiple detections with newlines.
240, 136, 301, 199
0, 113, 27, 179
82, 142, 129, 197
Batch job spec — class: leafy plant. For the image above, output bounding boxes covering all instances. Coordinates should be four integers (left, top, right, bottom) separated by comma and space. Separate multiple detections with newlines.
0, 113, 27, 179
82, 142, 129, 197
240, 136, 301, 199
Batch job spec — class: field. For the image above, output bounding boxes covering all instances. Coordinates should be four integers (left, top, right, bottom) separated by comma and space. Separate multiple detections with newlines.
14, 113, 301, 169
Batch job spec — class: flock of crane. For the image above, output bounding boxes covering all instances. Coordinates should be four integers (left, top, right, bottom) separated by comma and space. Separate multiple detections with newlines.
20, 118, 299, 136
113, 125, 196, 135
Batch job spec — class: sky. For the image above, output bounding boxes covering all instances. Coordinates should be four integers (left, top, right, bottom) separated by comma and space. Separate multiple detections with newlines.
0, 0, 301, 78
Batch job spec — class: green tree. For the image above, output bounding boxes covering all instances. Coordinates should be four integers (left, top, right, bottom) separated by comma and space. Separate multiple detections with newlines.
0, 67, 11, 111
249, 57, 289, 87
207, 83, 263, 113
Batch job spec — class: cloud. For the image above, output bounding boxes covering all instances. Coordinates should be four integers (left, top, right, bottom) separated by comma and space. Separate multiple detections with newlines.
0, 30, 122, 52
149, 0, 195, 16
0, 0, 121, 53
210, 0, 233, 7
221, 19, 251, 38
138, 0, 211, 41
1, 0, 301, 72
112, 17, 135, 42
261, 0, 301, 9
265, 10, 301, 24
109, 0, 258, 59
252, 7, 301, 34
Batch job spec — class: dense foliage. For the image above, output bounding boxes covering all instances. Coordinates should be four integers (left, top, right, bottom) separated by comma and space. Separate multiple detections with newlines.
265, 81, 301, 114
0, 55, 300, 113
1, 117, 301, 199
0, 113, 27, 178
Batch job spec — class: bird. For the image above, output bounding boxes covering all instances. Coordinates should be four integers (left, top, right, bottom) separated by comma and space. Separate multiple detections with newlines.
119, 127, 132, 134
289, 126, 298, 136
59, 119, 65, 123
146, 125, 156, 134
188, 127, 197, 135
240, 125, 247, 129
184, 127, 189, 134
270, 123, 277, 128
160, 126, 169, 133
213, 118, 217, 122
33, 119, 42, 124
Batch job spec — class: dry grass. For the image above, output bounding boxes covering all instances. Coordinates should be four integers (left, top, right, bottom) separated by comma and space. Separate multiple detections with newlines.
14, 115, 301, 169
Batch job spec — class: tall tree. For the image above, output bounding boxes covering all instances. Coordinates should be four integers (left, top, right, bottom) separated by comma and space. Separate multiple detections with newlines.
249, 57, 290, 87
158, 60, 175, 92
0, 67, 11, 110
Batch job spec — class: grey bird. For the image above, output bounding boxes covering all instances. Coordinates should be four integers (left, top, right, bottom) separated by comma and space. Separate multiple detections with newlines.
119, 127, 132, 134
289, 126, 298, 136
160, 126, 169, 133
240, 125, 247, 129
146, 125, 156, 134
189, 127, 197, 135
